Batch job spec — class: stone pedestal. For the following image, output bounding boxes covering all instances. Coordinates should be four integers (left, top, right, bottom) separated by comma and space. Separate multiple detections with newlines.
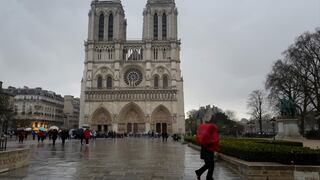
276, 118, 302, 139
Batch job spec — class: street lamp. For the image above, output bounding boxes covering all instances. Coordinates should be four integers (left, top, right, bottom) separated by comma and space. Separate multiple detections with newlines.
270, 118, 276, 141
247, 121, 255, 136
233, 125, 238, 138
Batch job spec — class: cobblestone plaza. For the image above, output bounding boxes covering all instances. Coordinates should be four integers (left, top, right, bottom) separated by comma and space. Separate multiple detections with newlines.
1, 138, 240, 180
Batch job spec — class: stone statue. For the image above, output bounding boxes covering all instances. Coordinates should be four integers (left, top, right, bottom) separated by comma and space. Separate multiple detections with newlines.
279, 98, 296, 118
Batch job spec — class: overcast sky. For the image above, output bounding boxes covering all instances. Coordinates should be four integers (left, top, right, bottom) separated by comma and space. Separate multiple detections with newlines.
0, 0, 319, 119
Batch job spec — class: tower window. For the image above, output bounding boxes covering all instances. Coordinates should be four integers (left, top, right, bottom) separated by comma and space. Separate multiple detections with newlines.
162, 13, 167, 39
108, 14, 114, 41
154, 76, 159, 89
107, 76, 112, 89
163, 75, 168, 89
97, 76, 103, 89
163, 48, 167, 59
153, 13, 158, 40
153, 48, 158, 60
98, 14, 104, 41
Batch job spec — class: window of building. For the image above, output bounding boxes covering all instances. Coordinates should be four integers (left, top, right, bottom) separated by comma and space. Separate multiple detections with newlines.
163, 48, 167, 59
108, 14, 113, 41
98, 14, 104, 41
154, 76, 159, 89
153, 13, 158, 40
98, 49, 102, 60
107, 76, 112, 89
162, 13, 167, 39
97, 76, 103, 89
153, 48, 158, 60
163, 75, 168, 89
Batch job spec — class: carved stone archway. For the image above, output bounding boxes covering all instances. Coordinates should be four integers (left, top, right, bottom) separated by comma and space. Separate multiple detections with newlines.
151, 105, 171, 134
118, 102, 145, 133
91, 107, 112, 132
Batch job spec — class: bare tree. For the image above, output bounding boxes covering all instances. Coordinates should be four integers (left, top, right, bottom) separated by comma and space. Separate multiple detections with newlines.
265, 59, 312, 135
225, 110, 237, 121
285, 29, 320, 131
247, 90, 267, 134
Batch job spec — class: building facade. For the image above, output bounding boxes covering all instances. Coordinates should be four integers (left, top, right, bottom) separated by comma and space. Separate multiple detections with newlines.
63, 95, 80, 129
80, 0, 185, 134
6, 86, 64, 130
0, 81, 15, 134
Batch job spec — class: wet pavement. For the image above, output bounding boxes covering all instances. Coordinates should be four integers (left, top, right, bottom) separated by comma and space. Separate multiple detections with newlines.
1, 138, 240, 180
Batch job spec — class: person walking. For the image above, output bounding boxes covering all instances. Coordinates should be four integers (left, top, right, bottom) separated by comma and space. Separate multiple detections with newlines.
84, 129, 91, 145
77, 128, 84, 145
18, 129, 25, 143
195, 123, 219, 180
60, 129, 69, 146
52, 129, 58, 145
32, 131, 36, 140
92, 130, 97, 140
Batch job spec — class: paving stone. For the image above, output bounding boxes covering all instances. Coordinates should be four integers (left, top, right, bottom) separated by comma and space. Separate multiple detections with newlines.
0, 138, 240, 179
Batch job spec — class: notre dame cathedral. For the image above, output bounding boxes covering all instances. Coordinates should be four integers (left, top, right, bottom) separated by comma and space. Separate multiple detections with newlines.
79, 0, 185, 134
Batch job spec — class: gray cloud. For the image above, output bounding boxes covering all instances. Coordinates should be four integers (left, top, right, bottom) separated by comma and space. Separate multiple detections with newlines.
0, 0, 319, 119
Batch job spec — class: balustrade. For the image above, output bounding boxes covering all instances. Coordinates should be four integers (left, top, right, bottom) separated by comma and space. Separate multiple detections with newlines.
85, 89, 177, 102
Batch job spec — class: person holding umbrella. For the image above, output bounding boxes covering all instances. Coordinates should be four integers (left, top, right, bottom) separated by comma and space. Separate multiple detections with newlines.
195, 122, 219, 180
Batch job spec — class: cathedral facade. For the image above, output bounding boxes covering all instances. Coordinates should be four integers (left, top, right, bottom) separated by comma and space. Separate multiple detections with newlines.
79, 0, 185, 134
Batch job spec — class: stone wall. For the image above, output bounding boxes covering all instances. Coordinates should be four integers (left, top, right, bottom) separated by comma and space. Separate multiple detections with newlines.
0, 148, 31, 173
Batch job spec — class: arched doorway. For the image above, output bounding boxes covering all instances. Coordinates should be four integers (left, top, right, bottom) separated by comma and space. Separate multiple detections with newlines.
91, 107, 112, 132
118, 103, 145, 133
151, 105, 171, 134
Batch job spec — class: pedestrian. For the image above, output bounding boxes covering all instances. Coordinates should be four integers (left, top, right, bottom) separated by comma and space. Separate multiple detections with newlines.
60, 129, 69, 146
37, 131, 41, 142
18, 130, 25, 143
165, 132, 168, 142
195, 123, 219, 180
84, 128, 91, 145
78, 128, 84, 145
52, 129, 58, 145
92, 130, 97, 140
32, 131, 36, 140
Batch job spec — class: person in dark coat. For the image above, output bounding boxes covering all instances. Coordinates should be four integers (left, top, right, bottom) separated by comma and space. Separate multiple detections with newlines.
51, 129, 58, 145
18, 130, 25, 143
59, 129, 69, 146
77, 129, 84, 145
195, 146, 215, 180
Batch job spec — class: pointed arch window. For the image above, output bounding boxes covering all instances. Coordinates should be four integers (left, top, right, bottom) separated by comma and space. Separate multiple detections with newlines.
107, 76, 112, 89
154, 75, 159, 89
153, 13, 158, 40
108, 14, 114, 41
162, 13, 167, 39
97, 76, 103, 89
163, 75, 168, 89
98, 14, 104, 41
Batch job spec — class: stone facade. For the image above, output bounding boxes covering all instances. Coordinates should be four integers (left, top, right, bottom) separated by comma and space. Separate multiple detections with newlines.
80, 0, 185, 134
63, 95, 80, 129
6, 86, 64, 130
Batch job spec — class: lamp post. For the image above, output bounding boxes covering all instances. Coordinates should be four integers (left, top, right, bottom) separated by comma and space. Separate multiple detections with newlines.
270, 118, 276, 141
234, 125, 238, 138
247, 121, 255, 137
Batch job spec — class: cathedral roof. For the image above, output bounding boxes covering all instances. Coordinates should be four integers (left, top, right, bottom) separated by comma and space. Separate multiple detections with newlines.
147, 0, 175, 4
92, 0, 121, 4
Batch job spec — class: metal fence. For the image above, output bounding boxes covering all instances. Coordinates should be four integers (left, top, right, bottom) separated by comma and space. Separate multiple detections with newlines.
0, 136, 7, 151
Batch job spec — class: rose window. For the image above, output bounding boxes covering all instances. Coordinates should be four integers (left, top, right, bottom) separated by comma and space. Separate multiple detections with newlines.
124, 68, 143, 86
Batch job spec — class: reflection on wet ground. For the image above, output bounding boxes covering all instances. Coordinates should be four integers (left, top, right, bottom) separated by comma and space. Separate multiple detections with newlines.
1, 138, 240, 180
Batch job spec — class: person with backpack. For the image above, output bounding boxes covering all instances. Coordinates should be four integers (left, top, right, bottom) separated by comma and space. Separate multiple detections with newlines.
84, 129, 91, 145
195, 123, 219, 180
